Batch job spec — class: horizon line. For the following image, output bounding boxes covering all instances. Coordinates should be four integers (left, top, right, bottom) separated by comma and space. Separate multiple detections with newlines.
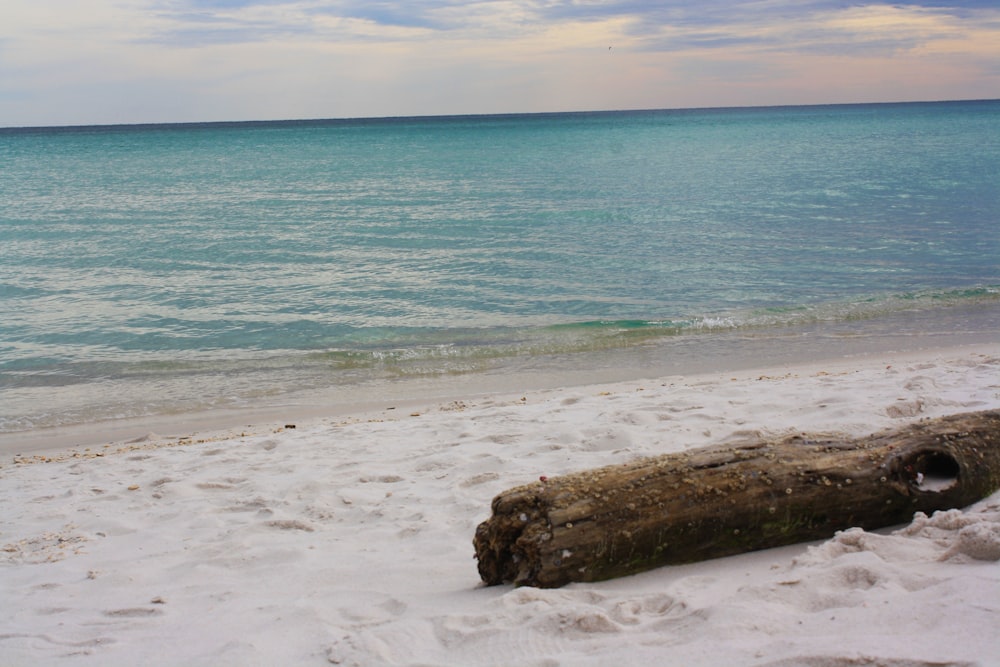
2, 97, 998, 133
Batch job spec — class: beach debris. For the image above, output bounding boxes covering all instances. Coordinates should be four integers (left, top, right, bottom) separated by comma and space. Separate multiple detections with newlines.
6, 433, 229, 468
474, 410, 1000, 588
265, 519, 315, 532
2, 526, 89, 564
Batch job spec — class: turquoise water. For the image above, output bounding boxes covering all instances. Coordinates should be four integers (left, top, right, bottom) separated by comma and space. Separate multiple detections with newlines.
2, 101, 999, 433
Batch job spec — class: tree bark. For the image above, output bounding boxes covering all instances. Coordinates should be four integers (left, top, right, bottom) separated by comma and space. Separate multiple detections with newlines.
474, 410, 1000, 588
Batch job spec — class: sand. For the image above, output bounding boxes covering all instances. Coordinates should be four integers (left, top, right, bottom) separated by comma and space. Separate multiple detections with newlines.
2, 343, 1000, 666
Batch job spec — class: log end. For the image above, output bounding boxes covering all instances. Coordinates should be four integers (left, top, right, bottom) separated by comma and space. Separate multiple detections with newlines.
474, 482, 549, 586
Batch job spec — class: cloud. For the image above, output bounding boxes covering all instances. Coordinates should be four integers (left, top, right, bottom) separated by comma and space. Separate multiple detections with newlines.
310, 1, 460, 30
149, 0, 506, 45
1, 0, 998, 126
142, 0, 1000, 58
145, 2, 318, 46
595, 0, 999, 63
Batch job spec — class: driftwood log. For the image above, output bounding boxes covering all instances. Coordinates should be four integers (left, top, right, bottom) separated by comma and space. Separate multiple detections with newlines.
474, 410, 1000, 588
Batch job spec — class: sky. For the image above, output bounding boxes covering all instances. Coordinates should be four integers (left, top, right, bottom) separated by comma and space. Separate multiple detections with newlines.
1, 0, 999, 127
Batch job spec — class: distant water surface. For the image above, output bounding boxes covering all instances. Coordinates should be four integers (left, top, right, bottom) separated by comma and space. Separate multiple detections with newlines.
1, 101, 998, 434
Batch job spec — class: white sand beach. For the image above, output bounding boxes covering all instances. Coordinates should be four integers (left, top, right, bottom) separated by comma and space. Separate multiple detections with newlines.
3, 343, 1000, 666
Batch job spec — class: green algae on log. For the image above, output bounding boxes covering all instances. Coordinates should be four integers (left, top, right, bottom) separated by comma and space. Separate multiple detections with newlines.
473, 410, 1000, 588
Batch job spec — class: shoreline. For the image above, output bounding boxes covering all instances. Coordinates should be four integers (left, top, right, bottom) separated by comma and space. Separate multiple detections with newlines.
4, 297, 999, 452
5, 338, 998, 458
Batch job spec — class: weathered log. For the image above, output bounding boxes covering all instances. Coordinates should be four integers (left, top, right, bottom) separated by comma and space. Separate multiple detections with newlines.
474, 410, 1000, 588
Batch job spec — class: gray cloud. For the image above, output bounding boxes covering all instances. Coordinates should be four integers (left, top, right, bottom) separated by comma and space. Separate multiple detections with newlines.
307, 1, 460, 30
150, 1, 997, 49
148, 0, 470, 46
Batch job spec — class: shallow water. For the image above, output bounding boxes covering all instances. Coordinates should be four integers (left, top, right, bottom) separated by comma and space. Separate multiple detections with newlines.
2, 101, 998, 432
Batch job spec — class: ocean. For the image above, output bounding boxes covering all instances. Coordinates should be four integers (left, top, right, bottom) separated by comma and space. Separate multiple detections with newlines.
2, 101, 999, 436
